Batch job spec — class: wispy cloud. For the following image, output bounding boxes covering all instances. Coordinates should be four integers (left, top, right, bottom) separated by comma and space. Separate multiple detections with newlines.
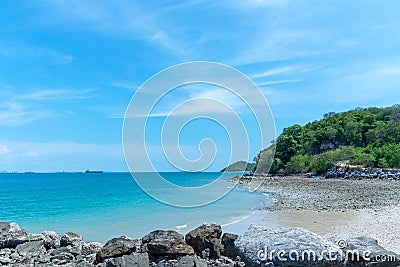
45, 1, 194, 57
0, 43, 74, 65
124, 85, 252, 119
0, 102, 51, 126
257, 79, 302, 86
15, 88, 96, 101
111, 82, 138, 92
0, 145, 12, 155
23, 150, 40, 157
0, 88, 96, 126
250, 66, 304, 79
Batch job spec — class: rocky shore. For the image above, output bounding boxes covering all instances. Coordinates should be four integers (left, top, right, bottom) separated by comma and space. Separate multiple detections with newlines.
1, 220, 399, 267
1, 221, 243, 267
228, 174, 400, 256
324, 166, 400, 180
231, 175, 400, 211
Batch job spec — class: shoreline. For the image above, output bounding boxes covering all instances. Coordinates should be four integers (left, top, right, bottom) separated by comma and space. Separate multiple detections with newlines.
228, 175, 400, 254
2, 175, 400, 265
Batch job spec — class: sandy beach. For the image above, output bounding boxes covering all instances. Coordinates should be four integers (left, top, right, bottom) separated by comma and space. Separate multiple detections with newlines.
225, 176, 400, 254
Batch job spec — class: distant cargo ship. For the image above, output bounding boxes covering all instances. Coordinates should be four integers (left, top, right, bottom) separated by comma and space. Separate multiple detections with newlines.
85, 170, 103, 174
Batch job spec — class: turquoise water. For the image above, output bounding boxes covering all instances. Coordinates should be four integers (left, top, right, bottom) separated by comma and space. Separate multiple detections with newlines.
0, 172, 270, 242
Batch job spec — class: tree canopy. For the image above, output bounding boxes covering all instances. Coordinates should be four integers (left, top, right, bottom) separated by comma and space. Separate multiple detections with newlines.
254, 105, 400, 174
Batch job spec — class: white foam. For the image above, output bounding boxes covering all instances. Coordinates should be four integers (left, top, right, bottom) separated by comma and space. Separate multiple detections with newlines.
175, 224, 188, 229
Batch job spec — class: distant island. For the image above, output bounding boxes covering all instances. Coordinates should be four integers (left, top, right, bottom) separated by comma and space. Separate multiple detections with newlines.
220, 161, 255, 172
228, 104, 400, 175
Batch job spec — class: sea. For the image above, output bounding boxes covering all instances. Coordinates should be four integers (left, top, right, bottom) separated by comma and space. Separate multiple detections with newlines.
0, 172, 271, 242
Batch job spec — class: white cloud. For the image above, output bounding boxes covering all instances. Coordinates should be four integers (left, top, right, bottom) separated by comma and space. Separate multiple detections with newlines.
0, 102, 51, 126
111, 82, 138, 92
45, 1, 192, 57
376, 65, 400, 76
0, 43, 74, 65
23, 150, 40, 157
0, 88, 96, 126
251, 66, 303, 79
223, 0, 292, 9
257, 79, 302, 86
123, 84, 253, 119
0, 145, 12, 155
15, 88, 96, 101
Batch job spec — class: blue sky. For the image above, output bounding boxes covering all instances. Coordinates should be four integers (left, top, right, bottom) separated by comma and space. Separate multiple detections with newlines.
1, 0, 400, 172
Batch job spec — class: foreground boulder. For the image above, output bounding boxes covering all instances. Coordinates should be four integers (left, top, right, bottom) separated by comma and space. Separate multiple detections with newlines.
142, 230, 194, 257
221, 233, 238, 259
96, 236, 140, 263
235, 225, 400, 267
185, 224, 222, 258
235, 225, 344, 267
331, 236, 400, 267
0, 221, 43, 249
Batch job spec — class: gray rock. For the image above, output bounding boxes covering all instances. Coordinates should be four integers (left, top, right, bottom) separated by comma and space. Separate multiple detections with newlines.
143, 230, 185, 244
60, 231, 83, 247
42, 231, 61, 249
0, 256, 13, 264
16, 240, 45, 256
221, 233, 238, 259
0, 248, 12, 256
185, 224, 222, 258
154, 256, 196, 267
51, 246, 73, 256
235, 225, 344, 267
36, 253, 52, 263
175, 255, 195, 267
194, 256, 208, 267
51, 251, 75, 263
330, 236, 400, 267
104, 252, 149, 267
0, 221, 43, 249
10, 251, 22, 260
82, 241, 102, 255
96, 236, 139, 263
143, 230, 194, 257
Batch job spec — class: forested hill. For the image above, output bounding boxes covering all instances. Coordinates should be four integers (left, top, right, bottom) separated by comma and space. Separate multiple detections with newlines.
254, 105, 400, 174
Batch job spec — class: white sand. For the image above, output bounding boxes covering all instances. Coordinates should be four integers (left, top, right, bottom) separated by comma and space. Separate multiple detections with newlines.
324, 205, 400, 254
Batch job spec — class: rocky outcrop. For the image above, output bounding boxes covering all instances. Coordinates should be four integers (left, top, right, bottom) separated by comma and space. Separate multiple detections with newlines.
102, 252, 149, 267
96, 236, 139, 263
60, 231, 83, 247
325, 167, 400, 180
235, 225, 400, 267
42, 231, 61, 249
185, 224, 222, 258
221, 233, 238, 259
1, 220, 398, 267
142, 230, 194, 257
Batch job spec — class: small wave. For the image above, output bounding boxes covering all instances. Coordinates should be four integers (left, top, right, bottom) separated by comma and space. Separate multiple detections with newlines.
221, 211, 257, 227
175, 224, 188, 230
